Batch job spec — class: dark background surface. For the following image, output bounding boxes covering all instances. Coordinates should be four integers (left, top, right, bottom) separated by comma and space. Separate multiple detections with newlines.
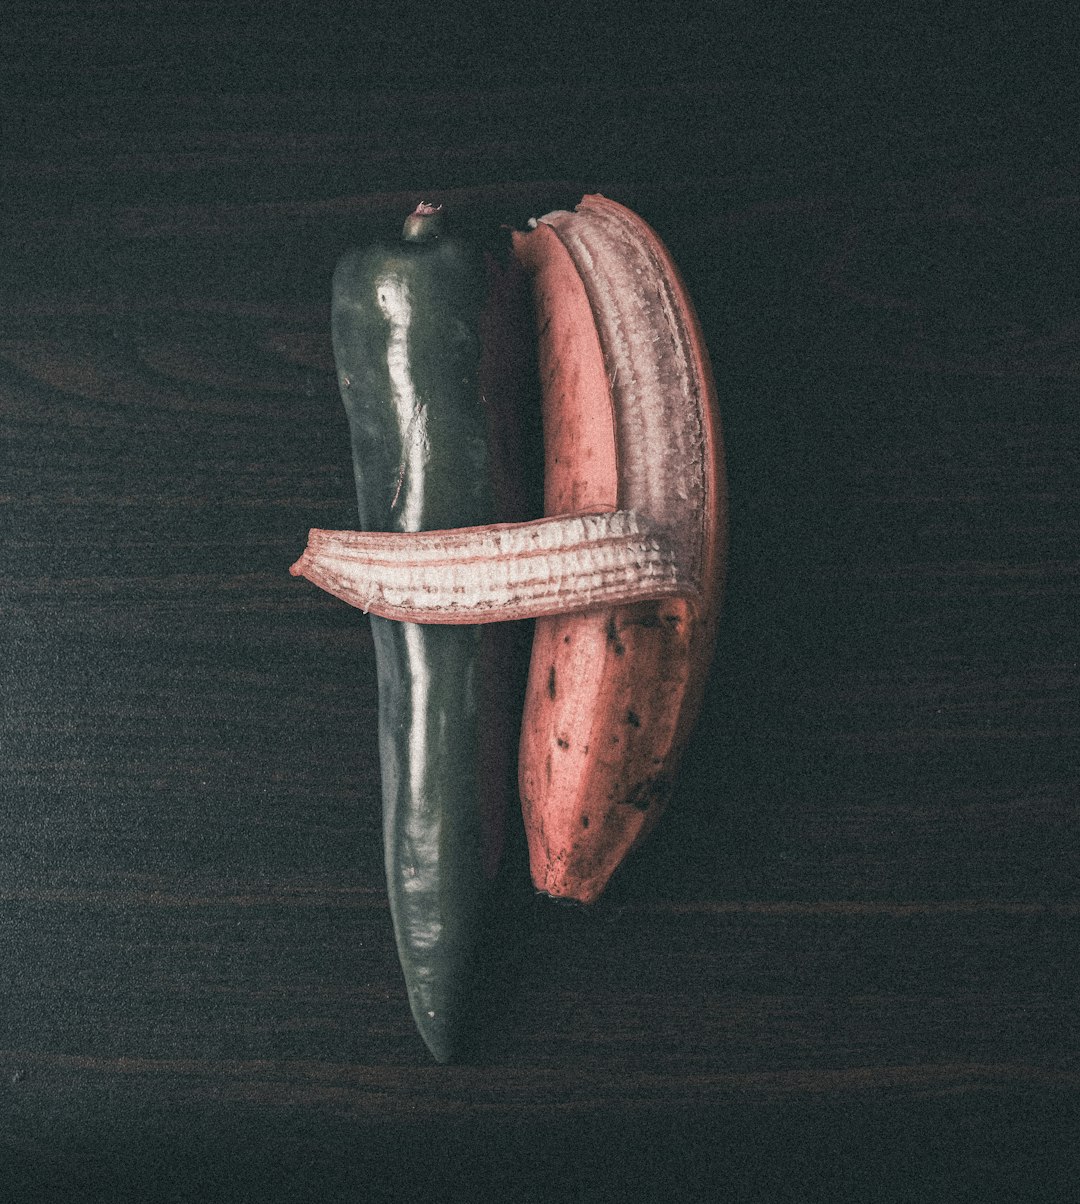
1, 5, 1077, 1200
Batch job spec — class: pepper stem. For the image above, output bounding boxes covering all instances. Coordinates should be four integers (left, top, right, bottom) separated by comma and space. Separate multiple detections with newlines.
402, 202, 445, 243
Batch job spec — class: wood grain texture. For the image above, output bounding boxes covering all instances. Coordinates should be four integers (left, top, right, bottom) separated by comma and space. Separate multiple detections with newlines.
1, 9, 1077, 1200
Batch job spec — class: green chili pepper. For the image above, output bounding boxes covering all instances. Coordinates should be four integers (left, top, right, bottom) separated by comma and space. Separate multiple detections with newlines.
331, 204, 501, 1062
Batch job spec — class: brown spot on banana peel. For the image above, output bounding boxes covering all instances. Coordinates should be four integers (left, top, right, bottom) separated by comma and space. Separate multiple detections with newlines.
290, 195, 726, 905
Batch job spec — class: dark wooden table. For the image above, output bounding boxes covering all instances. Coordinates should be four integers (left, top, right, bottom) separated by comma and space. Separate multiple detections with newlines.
2, 8, 1076, 1200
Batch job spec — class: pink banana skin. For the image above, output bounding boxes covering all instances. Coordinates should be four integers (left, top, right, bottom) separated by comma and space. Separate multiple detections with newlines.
510, 197, 725, 902
292, 195, 726, 903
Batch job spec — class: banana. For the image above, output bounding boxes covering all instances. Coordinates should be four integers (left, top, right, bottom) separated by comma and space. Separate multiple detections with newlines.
291, 195, 726, 904
510, 197, 725, 902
